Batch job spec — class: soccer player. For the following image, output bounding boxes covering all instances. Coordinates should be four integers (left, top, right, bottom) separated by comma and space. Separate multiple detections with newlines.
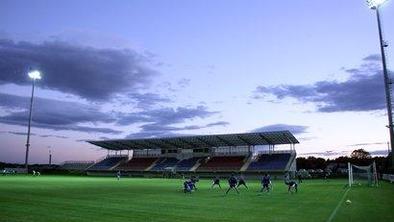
117, 170, 121, 181
190, 175, 199, 190
237, 174, 248, 189
32, 170, 36, 176
36, 171, 41, 176
211, 176, 221, 189
284, 173, 298, 193
297, 173, 303, 184
183, 179, 193, 194
260, 174, 271, 192
225, 174, 239, 194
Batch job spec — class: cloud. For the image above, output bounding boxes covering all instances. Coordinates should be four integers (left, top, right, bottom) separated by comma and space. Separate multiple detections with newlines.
298, 150, 349, 157
177, 78, 191, 88
122, 106, 226, 139
369, 150, 389, 156
206, 121, 230, 127
4, 131, 69, 139
254, 56, 388, 112
124, 92, 172, 109
362, 54, 381, 62
299, 149, 388, 157
252, 124, 308, 135
0, 39, 157, 101
0, 93, 121, 134
118, 105, 217, 126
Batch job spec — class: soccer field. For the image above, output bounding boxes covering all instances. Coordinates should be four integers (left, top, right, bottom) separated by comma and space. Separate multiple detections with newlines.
0, 176, 393, 222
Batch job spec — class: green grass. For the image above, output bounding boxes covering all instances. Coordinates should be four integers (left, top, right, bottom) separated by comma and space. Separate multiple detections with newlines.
0, 176, 393, 222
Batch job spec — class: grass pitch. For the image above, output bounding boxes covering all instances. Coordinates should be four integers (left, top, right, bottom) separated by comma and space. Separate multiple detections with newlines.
0, 176, 393, 222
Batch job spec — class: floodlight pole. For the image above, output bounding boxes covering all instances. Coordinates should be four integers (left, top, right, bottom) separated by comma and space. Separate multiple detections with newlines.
24, 79, 36, 171
373, 5, 394, 167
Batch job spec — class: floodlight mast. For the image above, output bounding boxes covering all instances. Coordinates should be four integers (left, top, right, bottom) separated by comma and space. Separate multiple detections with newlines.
24, 70, 41, 171
367, 0, 394, 167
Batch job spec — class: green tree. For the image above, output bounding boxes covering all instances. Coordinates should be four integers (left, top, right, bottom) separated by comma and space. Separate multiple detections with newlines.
350, 149, 371, 159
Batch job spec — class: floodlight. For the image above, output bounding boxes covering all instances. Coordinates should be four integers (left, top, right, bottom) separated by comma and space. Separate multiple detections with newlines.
367, 0, 387, 9
28, 70, 41, 80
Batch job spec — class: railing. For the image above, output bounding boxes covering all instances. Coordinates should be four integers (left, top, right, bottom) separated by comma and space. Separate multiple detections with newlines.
62, 160, 95, 165
212, 152, 249, 157
133, 153, 161, 158
382, 174, 394, 182
256, 150, 296, 155
107, 154, 129, 158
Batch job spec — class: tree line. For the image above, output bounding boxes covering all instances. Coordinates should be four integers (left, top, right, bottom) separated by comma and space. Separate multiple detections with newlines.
296, 149, 393, 174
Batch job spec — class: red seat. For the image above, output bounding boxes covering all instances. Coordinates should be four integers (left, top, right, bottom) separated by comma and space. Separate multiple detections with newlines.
197, 156, 245, 171
116, 157, 157, 171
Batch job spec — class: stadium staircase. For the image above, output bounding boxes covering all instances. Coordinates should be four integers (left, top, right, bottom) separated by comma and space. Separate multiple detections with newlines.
87, 156, 127, 171
240, 155, 254, 172
116, 157, 158, 171
189, 157, 206, 171
145, 158, 161, 171
175, 157, 203, 172
150, 158, 179, 171
285, 152, 297, 171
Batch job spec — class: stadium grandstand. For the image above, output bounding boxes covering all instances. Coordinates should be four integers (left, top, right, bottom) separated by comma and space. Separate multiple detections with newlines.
87, 131, 299, 177
61, 161, 95, 171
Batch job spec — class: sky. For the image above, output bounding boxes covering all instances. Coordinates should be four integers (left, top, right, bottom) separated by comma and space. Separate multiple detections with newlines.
0, 0, 394, 164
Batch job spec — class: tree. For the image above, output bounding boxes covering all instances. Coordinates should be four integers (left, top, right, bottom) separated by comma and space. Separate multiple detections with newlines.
350, 149, 371, 159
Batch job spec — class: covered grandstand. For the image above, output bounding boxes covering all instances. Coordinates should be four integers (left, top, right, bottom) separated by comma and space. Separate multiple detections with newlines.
86, 131, 299, 177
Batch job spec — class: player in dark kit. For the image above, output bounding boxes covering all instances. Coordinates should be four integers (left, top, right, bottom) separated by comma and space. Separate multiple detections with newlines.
211, 176, 221, 189
116, 171, 121, 181
260, 174, 271, 192
237, 175, 248, 189
190, 175, 199, 190
183, 179, 193, 193
284, 173, 298, 193
225, 174, 239, 194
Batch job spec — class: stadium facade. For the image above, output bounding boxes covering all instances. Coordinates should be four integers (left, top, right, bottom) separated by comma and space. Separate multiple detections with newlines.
85, 131, 299, 178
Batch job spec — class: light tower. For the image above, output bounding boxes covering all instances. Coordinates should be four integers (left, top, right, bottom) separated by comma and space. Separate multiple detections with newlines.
367, 0, 394, 167
25, 70, 41, 171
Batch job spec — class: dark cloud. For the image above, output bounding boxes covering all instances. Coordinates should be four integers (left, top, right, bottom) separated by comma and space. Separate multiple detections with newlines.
252, 124, 308, 135
254, 57, 388, 112
118, 106, 217, 126
0, 39, 157, 101
0, 93, 121, 134
122, 106, 226, 139
369, 150, 389, 156
205, 121, 230, 127
299, 149, 388, 157
363, 54, 381, 62
124, 92, 171, 109
177, 78, 191, 88
4, 131, 68, 139
299, 150, 348, 157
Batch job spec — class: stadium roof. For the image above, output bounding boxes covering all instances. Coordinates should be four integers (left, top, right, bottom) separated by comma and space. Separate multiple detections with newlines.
87, 131, 299, 151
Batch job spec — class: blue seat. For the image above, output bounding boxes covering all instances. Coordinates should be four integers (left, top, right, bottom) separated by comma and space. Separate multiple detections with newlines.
89, 157, 126, 170
248, 154, 291, 171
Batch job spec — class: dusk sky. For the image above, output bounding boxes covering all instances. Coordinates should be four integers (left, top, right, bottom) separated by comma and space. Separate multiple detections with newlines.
1, 0, 394, 164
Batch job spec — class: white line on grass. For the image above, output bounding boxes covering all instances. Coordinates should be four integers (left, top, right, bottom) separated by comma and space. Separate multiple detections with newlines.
326, 188, 350, 222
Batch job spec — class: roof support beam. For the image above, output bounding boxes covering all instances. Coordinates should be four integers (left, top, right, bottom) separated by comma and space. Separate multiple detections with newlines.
132, 141, 153, 149
144, 140, 170, 149
195, 137, 216, 147
114, 141, 132, 150
215, 136, 235, 146
236, 135, 252, 146
159, 139, 181, 149
258, 133, 273, 145
119, 141, 145, 150
176, 138, 197, 149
